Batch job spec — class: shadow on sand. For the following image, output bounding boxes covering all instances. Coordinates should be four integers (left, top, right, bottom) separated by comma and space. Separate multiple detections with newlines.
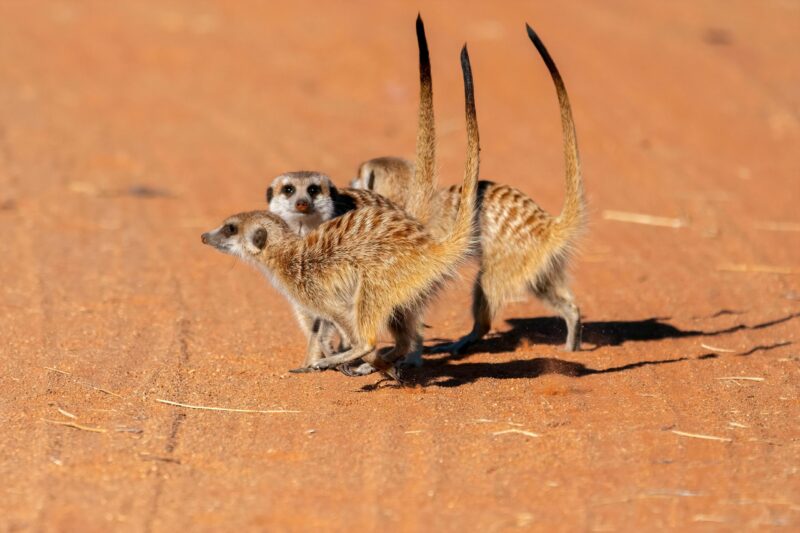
364, 311, 798, 390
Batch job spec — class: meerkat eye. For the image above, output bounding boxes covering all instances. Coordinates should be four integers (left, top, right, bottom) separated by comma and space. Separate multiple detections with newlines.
307, 184, 321, 197
281, 184, 295, 196
222, 223, 238, 237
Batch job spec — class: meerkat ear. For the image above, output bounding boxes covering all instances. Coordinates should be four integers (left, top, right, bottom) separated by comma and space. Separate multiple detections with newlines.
266, 187, 274, 203
367, 170, 376, 190
251, 228, 268, 250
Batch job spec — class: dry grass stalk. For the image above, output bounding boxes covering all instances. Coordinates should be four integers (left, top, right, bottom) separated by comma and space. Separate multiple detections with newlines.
42, 419, 106, 433
56, 407, 77, 419
671, 430, 731, 442
44, 367, 122, 397
602, 210, 687, 228
716, 376, 764, 382
700, 343, 737, 353
492, 429, 541, 438
754, 221, 800, 232
717, 263, 800, 275
44, 366, 71, 375
155, 398, 300, 414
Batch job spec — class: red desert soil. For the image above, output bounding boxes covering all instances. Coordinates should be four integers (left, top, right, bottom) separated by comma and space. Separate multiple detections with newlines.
1, 1, 798, 531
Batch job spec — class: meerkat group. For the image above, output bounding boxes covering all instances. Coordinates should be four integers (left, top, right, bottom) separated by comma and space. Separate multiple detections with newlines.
352, 24, 585, 357
202, 17, 585, 380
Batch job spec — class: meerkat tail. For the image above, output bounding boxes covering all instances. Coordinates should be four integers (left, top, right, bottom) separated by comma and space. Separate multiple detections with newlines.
525, 23, 585, 235
405, 14, 436, 224
438, 45, 480, 261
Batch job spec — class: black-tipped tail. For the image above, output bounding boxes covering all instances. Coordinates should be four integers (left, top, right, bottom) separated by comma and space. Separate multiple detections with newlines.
525, 22, 584, 234
460, 45, 475, 114
416, 14, 430, 79
407, 14, 437, 223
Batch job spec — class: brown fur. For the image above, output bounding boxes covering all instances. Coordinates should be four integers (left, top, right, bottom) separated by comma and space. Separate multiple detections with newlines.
202, 46, 480, 378
354, 24, 585, 354
265, 16, 443, 373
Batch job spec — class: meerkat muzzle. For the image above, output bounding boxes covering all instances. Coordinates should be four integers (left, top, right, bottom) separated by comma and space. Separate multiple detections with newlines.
201, 232, 210, 244
295, 199, 311, 213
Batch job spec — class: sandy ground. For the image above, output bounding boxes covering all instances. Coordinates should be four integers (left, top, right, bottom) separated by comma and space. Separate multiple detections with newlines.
1, 1, 798, 531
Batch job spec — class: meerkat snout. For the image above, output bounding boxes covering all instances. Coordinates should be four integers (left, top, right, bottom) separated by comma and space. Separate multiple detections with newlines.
295, 198, 311, 212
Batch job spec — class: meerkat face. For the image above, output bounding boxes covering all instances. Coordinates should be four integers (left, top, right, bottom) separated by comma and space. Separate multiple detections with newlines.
266, 171, 336, 234
201, 211, 294, 260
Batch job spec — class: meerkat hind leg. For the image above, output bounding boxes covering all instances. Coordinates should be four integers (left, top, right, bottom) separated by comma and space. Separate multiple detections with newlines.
430, 275, 494, 355
530, 278, 581, 351
338, 308, 421, 376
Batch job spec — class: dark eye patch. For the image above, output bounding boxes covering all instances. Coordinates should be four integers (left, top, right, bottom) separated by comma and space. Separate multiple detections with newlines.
251, 228, 267, 250
307, 184, 321, 197
222, 223, 238, 237
281, 184, 295, 196
367, 170, 376, 190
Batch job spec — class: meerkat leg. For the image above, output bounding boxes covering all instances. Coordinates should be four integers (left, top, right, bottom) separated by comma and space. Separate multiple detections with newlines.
393, 309, 424, 368
300, 342, 376, 371
430, 273, 495, 355
298, 288, 385, 373
303, 318, 327, 366
531, 278, 581, 351
291, 304, 328, 366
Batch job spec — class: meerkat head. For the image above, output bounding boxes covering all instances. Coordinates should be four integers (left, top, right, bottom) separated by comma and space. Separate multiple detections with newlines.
266, 171, 336, 233
201, 210, 296, 261
351, 157, 414, 206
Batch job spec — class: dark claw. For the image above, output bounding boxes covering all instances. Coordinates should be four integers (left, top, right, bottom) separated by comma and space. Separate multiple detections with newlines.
337, 364, 358, 377
289, 366, 317, 374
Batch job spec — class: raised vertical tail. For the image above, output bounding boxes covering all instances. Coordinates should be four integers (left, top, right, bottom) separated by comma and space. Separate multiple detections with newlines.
406, 14, 437, 223
525, 23, 585, 234
440, 45, 480, 258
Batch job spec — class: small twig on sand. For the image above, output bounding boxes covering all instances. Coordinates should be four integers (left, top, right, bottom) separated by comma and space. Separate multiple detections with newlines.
716, 376, 764, 382
602, 210, 687, 228
139, 453, 181, 464
492, 429, 541, 438
754, 221, 800, 232
42, 419, 106, 433
671, 430, 731, 442
717, 263, 800, 275
44, 366, 71, 375
155, 398, 300, 414
56, 407, 77, 419
700, 343, 737, 353
44, 367, 122, 397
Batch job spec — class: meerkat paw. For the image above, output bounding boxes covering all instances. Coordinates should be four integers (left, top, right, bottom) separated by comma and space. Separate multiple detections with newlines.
288, 366, 321, 374
337, 362, 377, 377
429, 334, 475, 355
398, 351, 423, 368
563, 341, 581, 352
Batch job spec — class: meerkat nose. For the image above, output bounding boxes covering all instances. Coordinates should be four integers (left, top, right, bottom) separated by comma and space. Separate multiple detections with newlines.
295, 199, 310, 212
201, 232, 210, 244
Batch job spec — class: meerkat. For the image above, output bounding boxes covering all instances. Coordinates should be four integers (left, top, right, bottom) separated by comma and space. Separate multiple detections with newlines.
266, 170, 397, 366
352, 23, 585, 354
263, 15, 439, 371
201, 45, 479, 378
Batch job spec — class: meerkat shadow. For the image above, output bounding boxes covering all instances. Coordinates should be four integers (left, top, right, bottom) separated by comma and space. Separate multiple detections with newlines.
426, 312, 800, 360
412, 353, 707, 388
